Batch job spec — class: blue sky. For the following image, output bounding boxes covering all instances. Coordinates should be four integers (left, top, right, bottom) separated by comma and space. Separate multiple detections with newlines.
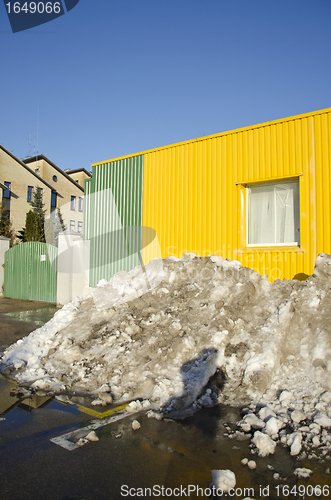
1, 0, 331, 172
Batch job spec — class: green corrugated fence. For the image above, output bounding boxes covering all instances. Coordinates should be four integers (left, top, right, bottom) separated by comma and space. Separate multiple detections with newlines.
4, 242, 57, 303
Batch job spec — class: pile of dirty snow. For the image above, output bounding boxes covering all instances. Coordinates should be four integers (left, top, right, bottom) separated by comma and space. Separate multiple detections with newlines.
2, 252, 331, 459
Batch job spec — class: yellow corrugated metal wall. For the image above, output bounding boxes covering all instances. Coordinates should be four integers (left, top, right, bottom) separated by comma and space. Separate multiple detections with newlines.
142, 108, 331, 281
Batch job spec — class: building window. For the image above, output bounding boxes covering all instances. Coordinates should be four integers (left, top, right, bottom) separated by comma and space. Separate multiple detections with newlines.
3, 182, 11, 199
52, 175, 58, 182
77, 221, 83, 233
78, 197, 83, 212
51, 191, 57, 210
248, 180, 300, 245
27, 186, 33, 202
71, 196, 76, 210
70, 220, 75, 231
38, 187, 43, 195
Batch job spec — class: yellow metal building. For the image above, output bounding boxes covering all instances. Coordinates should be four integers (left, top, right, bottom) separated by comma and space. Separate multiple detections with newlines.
88, 107, 331, 283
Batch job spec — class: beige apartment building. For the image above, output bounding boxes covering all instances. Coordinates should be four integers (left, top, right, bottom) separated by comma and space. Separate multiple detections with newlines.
64, 167, 91, 188
24, 155, 91, 234
0, 145, 91, 242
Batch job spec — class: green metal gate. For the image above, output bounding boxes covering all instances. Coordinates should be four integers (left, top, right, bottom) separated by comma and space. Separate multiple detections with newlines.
4, 242, 57, 303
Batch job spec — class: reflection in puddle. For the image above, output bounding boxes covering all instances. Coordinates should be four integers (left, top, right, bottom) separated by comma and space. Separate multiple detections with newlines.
2, 307, 59, 328
0, 373, 52, 417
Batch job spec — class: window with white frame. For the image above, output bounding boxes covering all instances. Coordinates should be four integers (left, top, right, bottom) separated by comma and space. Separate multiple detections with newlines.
71, 196, 76, 210
77, 221, 83, 233
248, 180, 300, 245
78, 197, 83, 212
70, 220, 75, 231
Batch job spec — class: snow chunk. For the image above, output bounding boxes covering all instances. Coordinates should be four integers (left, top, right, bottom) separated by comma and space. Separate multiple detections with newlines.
313, 253, 331, 281
85, 431, 99, 442
294, 468, 313, 478
76, 438, 88, 447
132, 420, 141, 430
242, 414, 265, 431
258, 407, 276, 421
210, 470, 236, 493
287, 432, 302, 456
265, 416, 284, 436
314, 414, 331, 427
279, 390, 293, 403
252, 431, 277, 456
291, 410, 305, 424
126, 400, 143, 414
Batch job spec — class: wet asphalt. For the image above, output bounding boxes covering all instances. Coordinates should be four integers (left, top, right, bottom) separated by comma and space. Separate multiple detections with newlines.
0, 298, 330, 500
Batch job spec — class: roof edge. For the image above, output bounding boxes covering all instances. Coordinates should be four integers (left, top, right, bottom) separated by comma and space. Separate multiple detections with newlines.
92, 106, 331, 167
0, 145, 56, 192
65, 167, 92, 177
24, 154, 85, 192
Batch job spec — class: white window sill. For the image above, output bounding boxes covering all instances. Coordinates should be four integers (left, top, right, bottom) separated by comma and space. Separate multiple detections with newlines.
246, 243, 300, 248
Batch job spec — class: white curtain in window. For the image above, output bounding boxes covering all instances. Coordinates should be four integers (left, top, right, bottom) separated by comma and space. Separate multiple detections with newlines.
275, 184, 295, 243
249, 181, 299, 245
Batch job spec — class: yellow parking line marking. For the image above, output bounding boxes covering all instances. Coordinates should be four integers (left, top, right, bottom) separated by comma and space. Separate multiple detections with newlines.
74, 402, 130, 419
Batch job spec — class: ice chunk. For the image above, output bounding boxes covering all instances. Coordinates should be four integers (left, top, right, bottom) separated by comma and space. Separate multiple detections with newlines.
294, 468, 313, 478
279, 390, 293, 403
98, 392, 113, 404
242, 414, 265, 431
252, 431, 277, 456
291, 410, 305, 424
320, 392, 331, 403
210, 255, 224, 265
210, 469, 236, 493
258, 407, 276, 421
132, 420, 141, 430
314, 414, 331, 427
76, 438, 89, 446
265, 416, 284, 436
312, 435, 320, 447
313, 253, 331, 281
287, 432, 302, 456
126, 400, 143, 414
85, 431, 99, 442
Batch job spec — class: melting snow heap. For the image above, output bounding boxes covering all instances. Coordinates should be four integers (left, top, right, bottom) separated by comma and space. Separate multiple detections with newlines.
2, 252, 331, 459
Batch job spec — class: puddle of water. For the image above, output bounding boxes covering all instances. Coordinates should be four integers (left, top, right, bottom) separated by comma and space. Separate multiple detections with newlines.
0, 305, 59, 356
1, 385, 331, 500
0, 375, 90, 420
2, 307, 59, 328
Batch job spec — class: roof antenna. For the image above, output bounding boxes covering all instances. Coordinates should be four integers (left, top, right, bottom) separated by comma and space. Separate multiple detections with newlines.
36, 105, 39, 156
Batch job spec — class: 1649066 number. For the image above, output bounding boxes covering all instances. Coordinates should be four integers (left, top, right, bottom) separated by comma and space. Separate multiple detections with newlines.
275, 484, 330, 497
5, 2, 61, 14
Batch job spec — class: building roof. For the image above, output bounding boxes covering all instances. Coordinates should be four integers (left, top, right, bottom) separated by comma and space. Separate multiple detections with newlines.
24, 154, 84, 193
92, 106, 331, 167
64, 167, 92, 177
0, 145, 56, 192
